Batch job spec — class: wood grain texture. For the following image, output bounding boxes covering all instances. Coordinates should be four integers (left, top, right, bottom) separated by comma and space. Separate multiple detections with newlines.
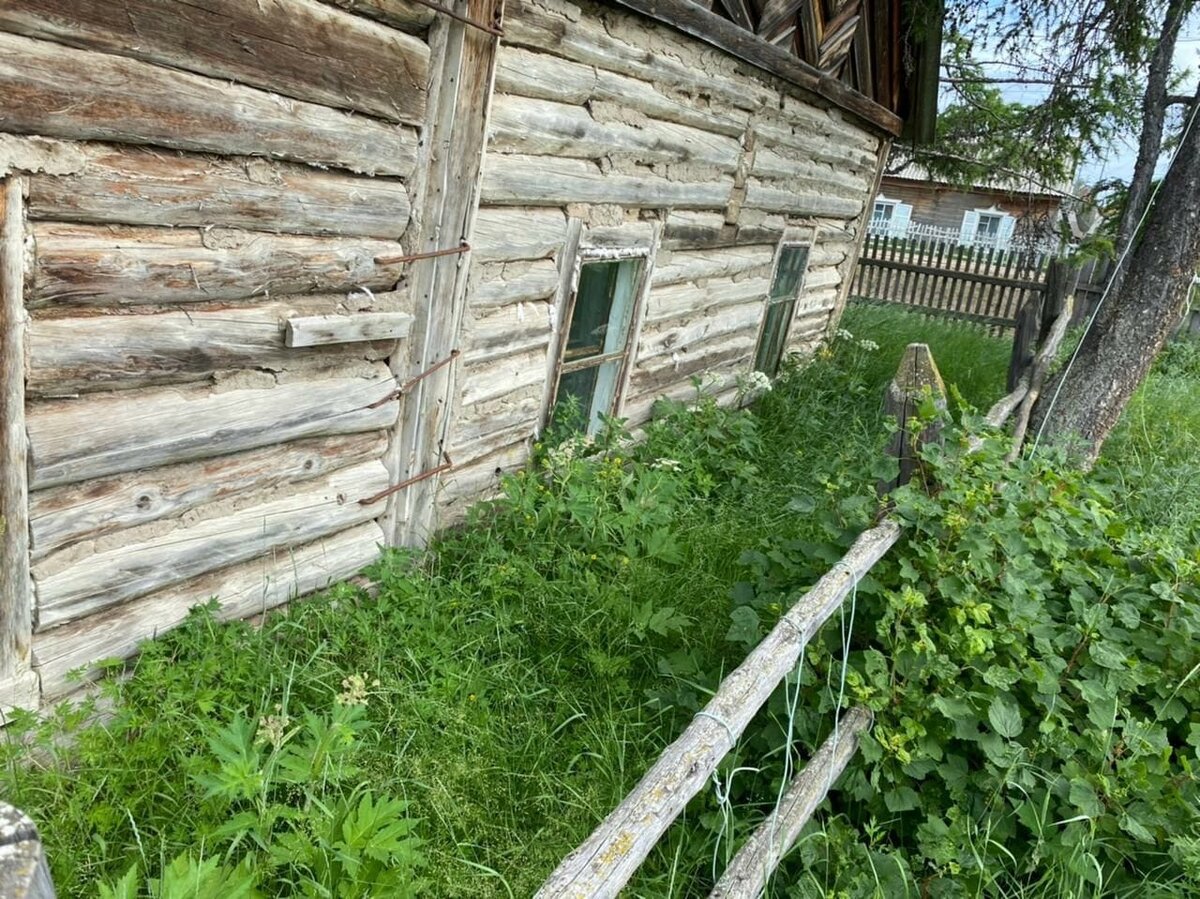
321, 0, 436, 32
286, 312, 414, 347
27, 146, 412, 239
0, 32, 418, 176
0, 0, 430, 125
33, 522, 384, 697
470, 258, 560, 307
0, 178, 39, 712
651, 246, 773, 287
0, 803, 54, 899
34, 459, 388, 629
645, 275, 770, 325
31, 224, 406, 308
536, 521, 903, 897
741, 181, 863, 218
482, 154, 731, 208
472, 207, 566, 262
27, 365, 399, 488
27, 295, 403, 394
29, 432, 386, 560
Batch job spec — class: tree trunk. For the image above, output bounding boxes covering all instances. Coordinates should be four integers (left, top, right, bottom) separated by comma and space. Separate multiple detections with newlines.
1031, 79, 1200, 462
1107, 0, 1190, 303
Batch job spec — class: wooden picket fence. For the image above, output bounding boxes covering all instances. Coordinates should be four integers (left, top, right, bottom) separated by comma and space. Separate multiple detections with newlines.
852, 233, 1057, 330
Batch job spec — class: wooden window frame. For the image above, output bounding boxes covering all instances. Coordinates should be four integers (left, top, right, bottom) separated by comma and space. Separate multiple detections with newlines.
753, 241, 812, 378
546, 246, 651, 435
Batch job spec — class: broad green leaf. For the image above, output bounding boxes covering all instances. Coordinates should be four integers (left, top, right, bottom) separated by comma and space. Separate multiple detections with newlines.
987, 695, 1022, 739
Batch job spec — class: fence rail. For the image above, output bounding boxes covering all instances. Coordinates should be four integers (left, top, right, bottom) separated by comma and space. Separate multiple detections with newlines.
852, 233, 1057, 330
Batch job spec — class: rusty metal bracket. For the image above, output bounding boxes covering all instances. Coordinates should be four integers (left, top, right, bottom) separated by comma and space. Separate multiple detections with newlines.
404, 0, 505, 36
374, 241, 472, 267
368, 349, 461, 409
359, 452, 455, 506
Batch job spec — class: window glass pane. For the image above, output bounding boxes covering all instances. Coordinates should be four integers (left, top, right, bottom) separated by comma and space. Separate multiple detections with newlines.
770, 246, 809, 300
565, 261, 620, 360
976, 214, 1001, 238
553, 365, 599, 430
754, 299, 795, 376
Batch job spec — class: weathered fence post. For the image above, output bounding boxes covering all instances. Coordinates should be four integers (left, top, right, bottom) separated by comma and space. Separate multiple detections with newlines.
0, 803, 55, 898
878, 343, 946, 495
1007, 296, 1041, 392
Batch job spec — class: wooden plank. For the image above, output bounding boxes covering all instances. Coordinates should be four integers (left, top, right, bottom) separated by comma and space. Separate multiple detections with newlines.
385, 0, 502, 546
0, 803, 54, 899
34, 459, 388, 629
31, 224, 407, 308
709, 707, 873, 898
286, 312, 414, 347
27, 365, 399, 489
0, 178, 39, 714
536, 520, 903, 898
607, 0, 902, 135
29, 432, 385, 560
27, 295, 404, 395
489, 94, 742, 171
33, 522, 384, 697
0, 0, 430, 126
0, 32, 418, 176
26, 145, 411, 239
482, 154, 732, 209
856, 254, 1044, 293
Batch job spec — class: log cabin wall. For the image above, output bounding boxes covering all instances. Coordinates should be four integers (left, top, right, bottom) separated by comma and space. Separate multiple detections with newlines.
438, 0, 889, 522
0, 0, 436, 703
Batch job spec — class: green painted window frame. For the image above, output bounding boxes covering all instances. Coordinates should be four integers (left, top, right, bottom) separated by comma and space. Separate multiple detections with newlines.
753, 243, 810, 377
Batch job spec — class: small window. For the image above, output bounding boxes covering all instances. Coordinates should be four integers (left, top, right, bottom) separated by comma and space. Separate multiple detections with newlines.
872, 200, 896, 225
976, 212, 1003, 241
550, 257, 643, 435
754, 245, 809, 377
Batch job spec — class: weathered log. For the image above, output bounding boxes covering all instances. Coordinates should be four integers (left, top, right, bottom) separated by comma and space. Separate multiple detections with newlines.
321, 0, 435, 33
628, 333, 756, 393
450, 384, 543, 449
502, 0, 772, 111
495, 46, 597, 104
661, 211, 785, 251
439, 440, 529, 521
27, 146, 412, 239
0, 32, 418, 176
878, 343, 947, 495
741, 181, 863, 218
536, 521, 903, 897
804, 265, 843, 292
0, 178, 40, 714
750, 147, 870, 195
33, 522, 384, 697
651, 246, 774, 287
463, 301, 552, 361
470, 258, 560, 307
489, 95, 741, 171
1006, 296, 1074, 461
30, 432, 386, 560
0, 0, 429, 125
286, 312, 413, 347
34, 459, 387, 629
0, 803, 55, 899
592, 69, 748, 138
709, 707, 873, 899
637, 301, 763, 360
461, 347, 548, 406
31, 224, 406, 308
645, 275, 770, 325
27, 296, 403, 394
472, 206, 567, 262
482, 154, 732, 208
27, 366, 399, 489
754, 117, 879, 167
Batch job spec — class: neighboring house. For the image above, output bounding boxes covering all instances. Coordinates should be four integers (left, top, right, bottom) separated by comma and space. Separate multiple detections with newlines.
0, 0, 938, 714
871, 163, 1070, 250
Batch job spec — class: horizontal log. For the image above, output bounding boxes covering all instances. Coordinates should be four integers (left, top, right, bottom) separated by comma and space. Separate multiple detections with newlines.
495, 47, 597, 105
470, 259, 560, 308
592, 69, 748, 138
751, 147, 869, 196
637, 303, 763, 360
451, 383, 543, 449
753, 119, 878, 171
709, 707, 873, 899
461, 347, 548, 406
321, 0, 435, 32
651, 246, 773, 287
629, 332, 756, 389
27, 145, 411, 239
286, 311, 413, 347
536, 521, 903, 896
805, 266, 842, 292
34, 459, 387, 628
439, 440, 529, 522
31, 224, 406, 308
621, 370, 741, 424
472, 206, 567, 262
645, 275, 769, 324
503, 0, 772, 111
27, 365, 399, 488
27, 296, 402, 395
482, 154, 731, 209
661, 212, 783, 251
464, 301, 552, 358
489, 95, 741, 171
29, 432, 386, 560
741, 182, 863, 218
33, 521, 384, 696
0, 32, 418, 176
0, 0, 429, 125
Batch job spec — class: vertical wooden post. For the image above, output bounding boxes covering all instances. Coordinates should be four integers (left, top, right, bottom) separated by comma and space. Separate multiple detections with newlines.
1007, 296, 1041, 392
0, 803, 55, 898
382, 0, 503, 546
0, 178, 39, 716
878, 343, 946, 496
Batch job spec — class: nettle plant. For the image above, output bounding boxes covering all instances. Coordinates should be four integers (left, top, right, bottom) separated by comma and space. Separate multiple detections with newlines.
730, 409, 1200, 895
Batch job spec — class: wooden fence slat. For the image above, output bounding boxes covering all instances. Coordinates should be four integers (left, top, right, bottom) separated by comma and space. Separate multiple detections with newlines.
708, 707, 873, 899
535, 520, 903, 898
